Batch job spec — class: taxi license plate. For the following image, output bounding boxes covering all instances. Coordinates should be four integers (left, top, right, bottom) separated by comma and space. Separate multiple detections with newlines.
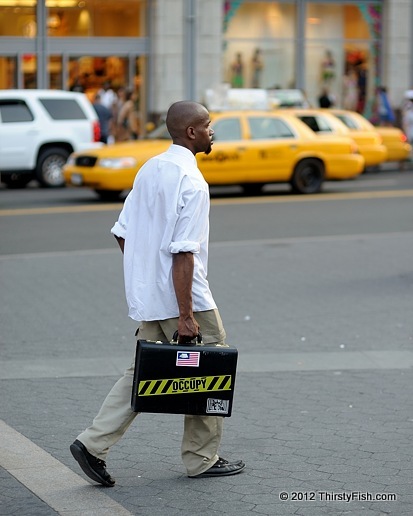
71, 173, 83, 186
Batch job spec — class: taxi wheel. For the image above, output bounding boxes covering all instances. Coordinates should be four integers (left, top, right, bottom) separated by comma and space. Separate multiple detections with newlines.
290, 159, 324, 194
94, 189, 123, 201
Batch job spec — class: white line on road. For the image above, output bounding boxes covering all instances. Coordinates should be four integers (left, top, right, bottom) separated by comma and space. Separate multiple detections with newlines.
0, 420, 133, 516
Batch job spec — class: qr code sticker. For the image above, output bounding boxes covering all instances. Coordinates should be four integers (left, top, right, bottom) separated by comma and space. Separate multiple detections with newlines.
206, 398, 229, 414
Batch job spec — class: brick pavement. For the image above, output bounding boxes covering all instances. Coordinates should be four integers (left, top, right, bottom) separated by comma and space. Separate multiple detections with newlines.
1, 366, 412, 515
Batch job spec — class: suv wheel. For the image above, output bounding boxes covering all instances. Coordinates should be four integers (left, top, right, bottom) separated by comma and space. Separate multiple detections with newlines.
36, 147, 70, 187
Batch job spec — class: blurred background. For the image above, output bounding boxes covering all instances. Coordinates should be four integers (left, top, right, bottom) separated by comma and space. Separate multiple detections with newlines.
0, 0, 412, 126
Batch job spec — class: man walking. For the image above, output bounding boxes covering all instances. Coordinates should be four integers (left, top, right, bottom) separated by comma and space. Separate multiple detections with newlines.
70, 101, 245, 486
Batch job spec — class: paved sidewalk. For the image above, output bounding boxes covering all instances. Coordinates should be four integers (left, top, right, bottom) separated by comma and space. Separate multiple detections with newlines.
1, 364, 412, 515
1, 204, 413, 515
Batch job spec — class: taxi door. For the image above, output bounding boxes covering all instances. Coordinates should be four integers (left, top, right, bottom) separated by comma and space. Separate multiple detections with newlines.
243, 115, 299, 182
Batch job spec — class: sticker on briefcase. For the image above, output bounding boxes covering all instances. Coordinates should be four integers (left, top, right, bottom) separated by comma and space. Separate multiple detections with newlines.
176, 351, 200, 367
206, 398, 230, 415
138, 375, 232, 396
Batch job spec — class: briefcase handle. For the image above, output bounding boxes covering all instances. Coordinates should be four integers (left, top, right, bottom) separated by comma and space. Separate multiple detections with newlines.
171, 331, 203, 346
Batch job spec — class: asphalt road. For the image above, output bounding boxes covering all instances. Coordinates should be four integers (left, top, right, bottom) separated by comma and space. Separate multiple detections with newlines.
1, 169, 413, 515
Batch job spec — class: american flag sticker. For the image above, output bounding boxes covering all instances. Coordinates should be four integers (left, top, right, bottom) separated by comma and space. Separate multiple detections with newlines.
176, 351, 200, 367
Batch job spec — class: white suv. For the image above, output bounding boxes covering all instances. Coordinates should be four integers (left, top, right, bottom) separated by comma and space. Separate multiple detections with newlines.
0, 89, 102, 188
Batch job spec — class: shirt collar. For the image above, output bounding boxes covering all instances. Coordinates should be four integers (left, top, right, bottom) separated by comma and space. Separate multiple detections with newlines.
168, 144, 197, 165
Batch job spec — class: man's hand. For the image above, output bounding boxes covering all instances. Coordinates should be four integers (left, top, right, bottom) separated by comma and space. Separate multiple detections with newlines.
177, 314, 200, 344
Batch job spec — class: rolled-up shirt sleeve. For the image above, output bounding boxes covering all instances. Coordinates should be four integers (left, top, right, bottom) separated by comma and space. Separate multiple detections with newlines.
168, 180, 209, 255
110, 190, 132, 239
169, 240, 200, 254
111, 220, 127, 239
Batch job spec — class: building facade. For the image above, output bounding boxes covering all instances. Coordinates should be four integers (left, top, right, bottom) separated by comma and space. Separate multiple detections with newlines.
0, 0, 412, 124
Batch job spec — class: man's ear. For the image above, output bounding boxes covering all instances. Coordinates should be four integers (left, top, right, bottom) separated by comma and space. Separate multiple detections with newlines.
187, 126, 196, 140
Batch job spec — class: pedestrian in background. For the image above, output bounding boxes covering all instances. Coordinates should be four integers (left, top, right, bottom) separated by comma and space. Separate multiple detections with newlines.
117, 89, 140, 141
70, 100, 245, 487
376, 86, 395, 126
318, 88, 334, 108
92, 93, 113, 144
98, 81, 117, 111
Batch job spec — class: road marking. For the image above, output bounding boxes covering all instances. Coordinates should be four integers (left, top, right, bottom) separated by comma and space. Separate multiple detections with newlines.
0, 420, 133, 516
1, 189, 413, 216
211, 189, 413, 205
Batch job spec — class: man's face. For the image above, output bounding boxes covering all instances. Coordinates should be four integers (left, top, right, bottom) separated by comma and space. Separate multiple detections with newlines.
195, 111, 214, 155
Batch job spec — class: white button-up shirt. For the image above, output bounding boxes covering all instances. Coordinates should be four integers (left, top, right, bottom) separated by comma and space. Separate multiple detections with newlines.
111, 144, 217, 322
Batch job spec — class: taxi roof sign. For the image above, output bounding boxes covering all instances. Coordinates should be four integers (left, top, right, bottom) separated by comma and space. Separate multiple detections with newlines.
204, 85, 269, 111
204, 85, 307, 111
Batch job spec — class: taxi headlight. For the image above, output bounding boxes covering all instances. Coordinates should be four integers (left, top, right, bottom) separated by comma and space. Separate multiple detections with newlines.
98, 157, 137, 169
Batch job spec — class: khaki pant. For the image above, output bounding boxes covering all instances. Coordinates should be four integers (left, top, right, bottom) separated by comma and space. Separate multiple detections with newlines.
76, 309, 227, 477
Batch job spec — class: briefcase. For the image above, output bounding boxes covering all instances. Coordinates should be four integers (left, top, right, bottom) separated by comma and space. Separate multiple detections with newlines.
131, 336, 238, 417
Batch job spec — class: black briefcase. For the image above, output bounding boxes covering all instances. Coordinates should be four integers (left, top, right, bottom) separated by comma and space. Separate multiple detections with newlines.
131, 335, 238, 417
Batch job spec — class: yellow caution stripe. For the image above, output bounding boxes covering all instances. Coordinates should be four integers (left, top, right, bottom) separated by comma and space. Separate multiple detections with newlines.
138, 375, 232, 396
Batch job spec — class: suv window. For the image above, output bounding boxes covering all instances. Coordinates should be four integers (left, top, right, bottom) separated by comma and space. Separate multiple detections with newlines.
248, 117, 295, 139
39, 98, 88, 120
0, 100, 34, 123
212, 118, 241, 141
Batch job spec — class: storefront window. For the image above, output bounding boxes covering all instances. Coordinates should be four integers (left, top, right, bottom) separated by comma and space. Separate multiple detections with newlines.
23, 53, 37, 88
68, 56, 132, 97
0, 1, 145, 37
0, 57, 17, 89
223, 2, 296, 90
47, 0, 145, 37
49, 55, 62, 89
305, 2, 383, 117
0, 2, 36, 36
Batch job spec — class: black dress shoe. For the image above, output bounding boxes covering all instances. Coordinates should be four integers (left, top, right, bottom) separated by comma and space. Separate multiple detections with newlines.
70, 439, 115, 487
189, 457, 245, 478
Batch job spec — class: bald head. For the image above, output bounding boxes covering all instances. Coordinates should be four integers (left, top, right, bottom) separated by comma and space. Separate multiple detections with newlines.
165, 101, 213, 155
166, 101, 209, 140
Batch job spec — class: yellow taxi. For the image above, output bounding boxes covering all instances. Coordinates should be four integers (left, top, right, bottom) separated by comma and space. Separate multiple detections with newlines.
64, 110, 364, 200
329, 109, 411, 164
282, 108, 388, 168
